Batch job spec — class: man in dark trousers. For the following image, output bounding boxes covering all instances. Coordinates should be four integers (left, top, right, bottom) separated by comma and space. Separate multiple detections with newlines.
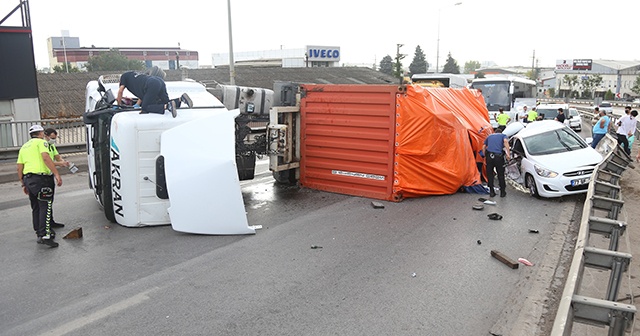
44, 128, 70, 229
116, 69, 177, 117
482, 128, 511, 197
17, 125, 62, 247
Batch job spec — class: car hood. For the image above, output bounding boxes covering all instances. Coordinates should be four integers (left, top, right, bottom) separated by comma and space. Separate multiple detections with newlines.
529, 148, 603, 172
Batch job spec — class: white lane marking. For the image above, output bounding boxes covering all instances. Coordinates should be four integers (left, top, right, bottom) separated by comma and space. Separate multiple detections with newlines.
41, 287, 159, 336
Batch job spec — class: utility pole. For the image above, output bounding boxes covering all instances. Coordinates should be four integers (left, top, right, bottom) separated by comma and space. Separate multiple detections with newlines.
531, 50, 535, 80
227, 0, 236, 85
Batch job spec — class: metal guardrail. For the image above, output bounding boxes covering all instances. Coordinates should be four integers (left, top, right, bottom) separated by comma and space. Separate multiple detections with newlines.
551, 140, 637, 335
0, 118, 86, 160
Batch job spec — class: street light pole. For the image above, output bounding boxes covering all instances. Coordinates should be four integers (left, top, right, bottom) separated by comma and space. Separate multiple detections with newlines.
436, 2, 461, 74
227, 0, 236, 85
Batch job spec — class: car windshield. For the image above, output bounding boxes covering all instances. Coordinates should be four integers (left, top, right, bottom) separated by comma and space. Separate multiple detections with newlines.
536, 108, 559, 120
470, 82, 510, 111
523, 128, 587, 155
600, 102, 612, 107
569, 109, 579, 117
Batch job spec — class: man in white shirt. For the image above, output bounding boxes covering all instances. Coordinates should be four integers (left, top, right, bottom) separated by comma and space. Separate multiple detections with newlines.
616, 110, 638, 155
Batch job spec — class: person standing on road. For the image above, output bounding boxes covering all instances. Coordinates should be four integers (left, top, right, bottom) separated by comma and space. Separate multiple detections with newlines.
555, 108, 566, 124
520, 106, 529, 123
44, 128, 70, 229
495, 108, 510, 131
482, 128, 511, 198
616, 110, 638, 156
17, 125, 62, 248
527, 107, 538, 123
591, 109, 611, 149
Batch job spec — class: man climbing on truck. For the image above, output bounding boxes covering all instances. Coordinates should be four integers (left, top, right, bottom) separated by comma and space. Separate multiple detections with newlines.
115, 67, 192, 118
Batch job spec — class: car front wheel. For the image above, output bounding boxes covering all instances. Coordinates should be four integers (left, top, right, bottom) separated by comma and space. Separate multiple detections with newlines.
526, 174, 539, 197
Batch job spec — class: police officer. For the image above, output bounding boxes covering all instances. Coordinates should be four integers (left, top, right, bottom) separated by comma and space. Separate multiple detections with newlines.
482, 128, 511, 198
44, 128, 70, 229
17, 125, 62, 247
495, 108, 510, 131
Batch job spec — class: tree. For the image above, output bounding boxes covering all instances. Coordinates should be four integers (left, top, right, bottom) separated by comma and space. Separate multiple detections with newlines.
52, 62, 80, 73
463, 60, 480, 74
379, 55, 394, 76
393, 44, 406, 79
580, 74, 603, 98
474, 71, 486, 79
85, 49, 145, 71
408, 45, 428, 76
442, 52, 460, 74
631, 76, 640, 96
604, 89, 615, 100
547, 88, 555, 98
563, 75, 579, 90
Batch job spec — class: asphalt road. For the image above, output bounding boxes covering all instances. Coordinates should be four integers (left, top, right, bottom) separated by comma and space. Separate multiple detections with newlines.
0, 157, 580, 336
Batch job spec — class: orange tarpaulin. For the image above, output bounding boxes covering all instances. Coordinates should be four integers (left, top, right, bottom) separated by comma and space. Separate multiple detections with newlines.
393, 85, 492, 198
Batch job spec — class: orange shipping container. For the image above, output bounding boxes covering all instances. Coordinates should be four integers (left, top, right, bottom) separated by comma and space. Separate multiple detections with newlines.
299, 84, 492, 201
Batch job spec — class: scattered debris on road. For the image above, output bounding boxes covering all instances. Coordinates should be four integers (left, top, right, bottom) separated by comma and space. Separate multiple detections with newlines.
63, 227, 83, 239
477, 240, 482, 245
517, 258, 534, 266
528, 229, 539, 234
371, 201, 385, 209
487, 213, 503, 220
472, 204, 484, 210
311, 245, 323, 249
491, 250, 519, 269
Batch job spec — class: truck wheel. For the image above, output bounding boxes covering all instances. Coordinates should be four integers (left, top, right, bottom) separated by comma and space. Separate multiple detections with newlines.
273, 169, 297, 185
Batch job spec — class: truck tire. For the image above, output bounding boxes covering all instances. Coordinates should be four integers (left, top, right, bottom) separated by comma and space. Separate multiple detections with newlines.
273, 169, 297, 185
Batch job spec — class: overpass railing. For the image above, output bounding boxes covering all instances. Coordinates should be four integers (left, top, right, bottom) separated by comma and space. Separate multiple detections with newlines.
0, 118, 86, 160
551, 139, 637, 335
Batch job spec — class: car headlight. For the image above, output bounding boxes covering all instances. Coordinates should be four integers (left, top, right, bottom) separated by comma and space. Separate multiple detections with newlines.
534, 164, 558, 178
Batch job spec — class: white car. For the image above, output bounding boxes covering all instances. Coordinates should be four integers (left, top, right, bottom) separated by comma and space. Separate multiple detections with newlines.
567, 108, 582, 131
598, 101, 614, 114
509, 121, 603, 198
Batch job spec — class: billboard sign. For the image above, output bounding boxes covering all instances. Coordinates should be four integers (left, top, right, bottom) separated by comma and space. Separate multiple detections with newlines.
573, 59, 592, 71
555, 59, 592, 71
306, 46, 340, 62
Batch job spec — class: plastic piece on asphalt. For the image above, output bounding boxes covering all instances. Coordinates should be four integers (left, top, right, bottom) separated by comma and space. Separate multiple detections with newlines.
518, 258, 534, 266
528, 229, 539, 234
371, 201, 385, 209
411, 272, 417, 277
311, 245, 323, 249
68, 162, 78, 174
478, 197, 487, 202
472, 204, 484, 210
487, 213, 503, 220
477, 240, 482, 245
483, 200, 497, 205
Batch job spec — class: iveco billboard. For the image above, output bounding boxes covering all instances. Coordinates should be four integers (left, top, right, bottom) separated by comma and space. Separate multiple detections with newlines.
306, 46, 340, 62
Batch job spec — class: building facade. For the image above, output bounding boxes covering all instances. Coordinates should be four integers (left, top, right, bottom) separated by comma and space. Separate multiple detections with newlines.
555, 59, 640, 99
212, 46, 341, 68
47, 36, 199, 71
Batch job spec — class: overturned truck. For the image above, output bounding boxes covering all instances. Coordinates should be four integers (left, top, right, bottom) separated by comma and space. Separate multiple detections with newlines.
84, 76, 492, 229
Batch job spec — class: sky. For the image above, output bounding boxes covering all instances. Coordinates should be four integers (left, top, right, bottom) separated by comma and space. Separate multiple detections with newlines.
2, 0, 639, 70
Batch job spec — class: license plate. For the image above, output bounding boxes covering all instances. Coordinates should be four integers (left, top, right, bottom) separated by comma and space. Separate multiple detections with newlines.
571, 177, 590, 186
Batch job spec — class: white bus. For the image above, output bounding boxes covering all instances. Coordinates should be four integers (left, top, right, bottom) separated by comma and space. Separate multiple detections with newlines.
469, 76, 537, 128
411, 73, 469, 88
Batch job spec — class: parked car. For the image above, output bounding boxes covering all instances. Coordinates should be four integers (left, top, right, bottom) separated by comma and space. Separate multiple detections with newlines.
598, 101, 614, 114
567, 108, 582, 131
508, 121, 603, 198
